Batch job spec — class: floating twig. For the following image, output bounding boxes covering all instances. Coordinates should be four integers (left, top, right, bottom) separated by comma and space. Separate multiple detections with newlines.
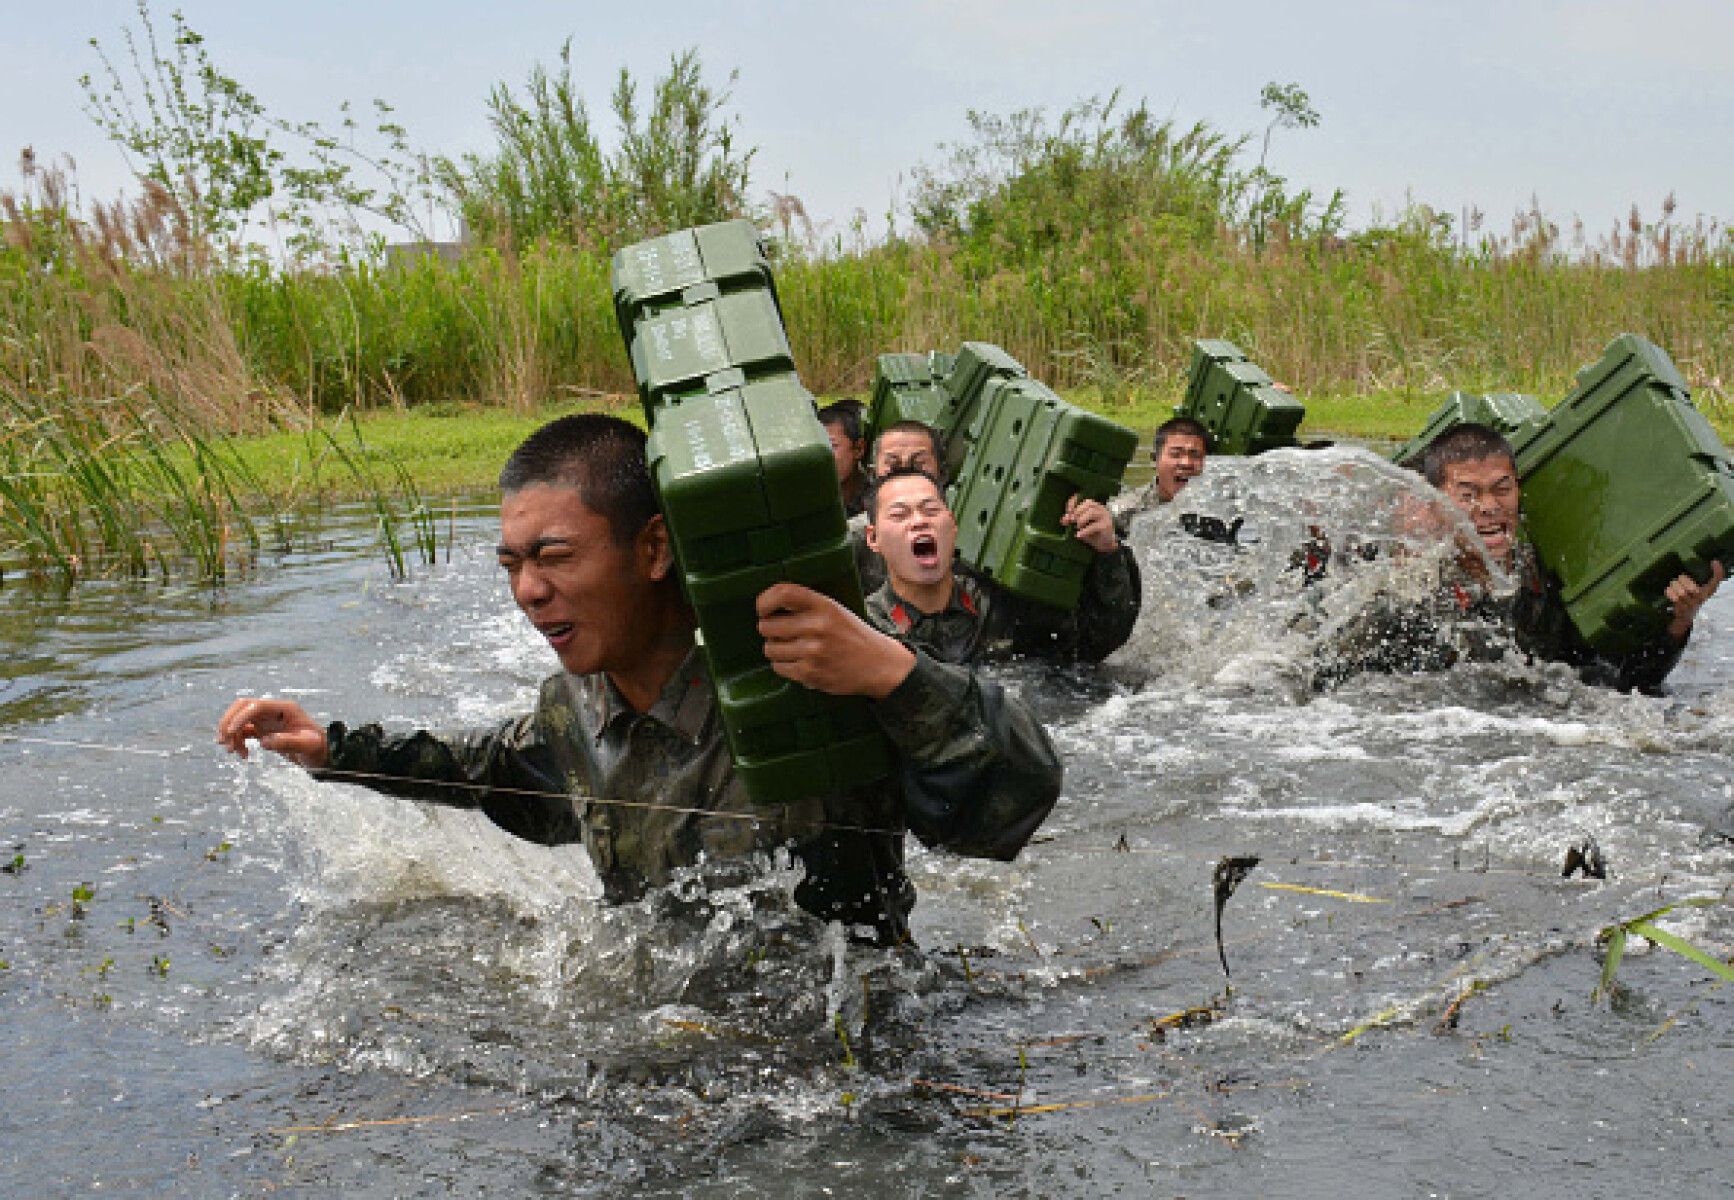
962, 1088, 1173, 1119
1258, 881, 1388, 904
268, 1102, 535, 1136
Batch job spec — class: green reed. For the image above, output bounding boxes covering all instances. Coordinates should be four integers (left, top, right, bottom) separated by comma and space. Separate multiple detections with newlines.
3, 112, 1728, 464
1594, 895, 1734, 1005
308, 410, 439, 581
0, 388, 255, 581
0, 381, 445, 584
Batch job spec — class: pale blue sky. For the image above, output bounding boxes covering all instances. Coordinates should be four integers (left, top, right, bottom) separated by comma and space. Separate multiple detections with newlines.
4, 0, 1730, 242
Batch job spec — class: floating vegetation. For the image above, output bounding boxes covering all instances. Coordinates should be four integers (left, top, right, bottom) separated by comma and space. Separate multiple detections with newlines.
1146, 993, 1229, 1041
1211, 854, 1261, 976
1594, 895, 1734, 1002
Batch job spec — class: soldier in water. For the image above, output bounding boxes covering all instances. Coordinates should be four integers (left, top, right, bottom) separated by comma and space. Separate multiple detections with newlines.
819, 398, 869, 518
217, 414, 1061, 946
1110, 416, 1210, 523
1316, 423, 1722, 692
847, 419, 953, 596
861, 466, 1139, 666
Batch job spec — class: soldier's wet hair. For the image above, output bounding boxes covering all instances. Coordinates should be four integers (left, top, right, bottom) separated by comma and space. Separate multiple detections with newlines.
872, 419, 947, 484
499, 413, 659, 546
1152, 416, 1212, 456
1421, 423, 1515, 487
865, 464, 945, 523
818, 398, 865, 443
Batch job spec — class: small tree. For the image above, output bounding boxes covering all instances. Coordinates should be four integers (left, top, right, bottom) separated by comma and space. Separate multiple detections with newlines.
436, 45, 754, 252
1247, 81, 1336, 250
80, 0, 438, 257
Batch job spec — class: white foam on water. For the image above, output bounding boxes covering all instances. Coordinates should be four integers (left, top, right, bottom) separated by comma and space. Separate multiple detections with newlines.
257, 761, 599, 912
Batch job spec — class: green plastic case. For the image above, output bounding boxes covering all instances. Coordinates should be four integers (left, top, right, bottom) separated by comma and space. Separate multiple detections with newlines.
1513, 333, 1734, 656
939, 342, 1028, 479
1178, 339, 1304, 455
611, 220, 792, 418
945, 361, 1138, 610
865, 351, 957, 447
1389, 391, 1551, 468
615, 223, 891, 804
612, 219, 775, 325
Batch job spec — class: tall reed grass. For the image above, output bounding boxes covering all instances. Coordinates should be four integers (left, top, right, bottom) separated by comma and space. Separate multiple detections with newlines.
0, 157, 441, 581
4, 149, 1729, 462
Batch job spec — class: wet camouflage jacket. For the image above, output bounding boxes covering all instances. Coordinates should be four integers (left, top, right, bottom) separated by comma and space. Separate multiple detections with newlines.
862, 548, 1141, 666
1314, 543, 1685, 693
848, 513, 885, 597
1507, 545, 1685, 693
1107, 481, 1167, 530
315, 646, 1061, 944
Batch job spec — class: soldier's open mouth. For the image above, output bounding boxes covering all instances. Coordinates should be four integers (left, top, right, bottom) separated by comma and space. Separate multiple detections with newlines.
911, 533, 940, 567
539, 621, 574, 647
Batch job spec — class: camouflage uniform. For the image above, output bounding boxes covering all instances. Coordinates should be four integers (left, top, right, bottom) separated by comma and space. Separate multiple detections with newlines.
863, 549, 1142, 666
841, 475, 868, 520
314, 646, 1061, 944
1108, 481, 1166, 529
848, 513, 885, 597
1313, 543, 1685, 693
1508, 544, 1684, 693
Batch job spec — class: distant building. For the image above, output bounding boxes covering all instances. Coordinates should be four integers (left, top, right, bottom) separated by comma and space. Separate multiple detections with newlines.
382, 239, 467, 269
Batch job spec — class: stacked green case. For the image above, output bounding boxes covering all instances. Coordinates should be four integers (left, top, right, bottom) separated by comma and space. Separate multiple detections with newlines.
865, 351, 956, 447
611, 220, 791, 418
1513, 333, 1734, 656
1389, 391, 1550, 468
1178, 339, 1305, 455
942, 344, 1138, 610
613, 222, 892, 803
940, 342, 1028, 479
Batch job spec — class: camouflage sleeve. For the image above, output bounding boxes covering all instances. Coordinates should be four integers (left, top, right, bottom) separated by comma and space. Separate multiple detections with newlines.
871, 650, 1062, 860
1108, 484, 1154, 538
861, 582, 896, 636
1072, 544, 1142, 662
848, 517, 887, 598
1606, 633, 1687, 694
315, 705, 582, 846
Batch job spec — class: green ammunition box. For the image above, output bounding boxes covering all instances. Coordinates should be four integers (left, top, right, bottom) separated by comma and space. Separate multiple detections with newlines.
624, 289, 796, 417
947, 373, 1139, 610
1178, 339, 1305, 455
648, 381, 893, 802
865, 352, 957, 447
1389, 391, 1551, 468
615, 221, 891, 804
945, 341, 1026, 409
939, 342, 1028, 478
1514, 333, 1734, 657
612, 218, 775, 326
610, 220, 792, 418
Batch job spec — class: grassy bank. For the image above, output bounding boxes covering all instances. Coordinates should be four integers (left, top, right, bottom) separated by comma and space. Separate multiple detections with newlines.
3, 95, 1729, 579
10, 229, 1726, 436
219, 380, 1668, 502
4, 156, 1728, 438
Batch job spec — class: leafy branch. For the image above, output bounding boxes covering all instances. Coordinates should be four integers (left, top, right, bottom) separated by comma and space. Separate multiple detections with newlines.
79, 0, 441, 258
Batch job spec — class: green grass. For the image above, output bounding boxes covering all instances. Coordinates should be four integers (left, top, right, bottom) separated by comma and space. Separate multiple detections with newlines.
217, 384, 1635, 500
223, 399, 640, 497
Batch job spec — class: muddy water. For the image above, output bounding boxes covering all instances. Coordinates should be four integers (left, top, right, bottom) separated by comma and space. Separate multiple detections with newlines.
1, 456, 1729, 1198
